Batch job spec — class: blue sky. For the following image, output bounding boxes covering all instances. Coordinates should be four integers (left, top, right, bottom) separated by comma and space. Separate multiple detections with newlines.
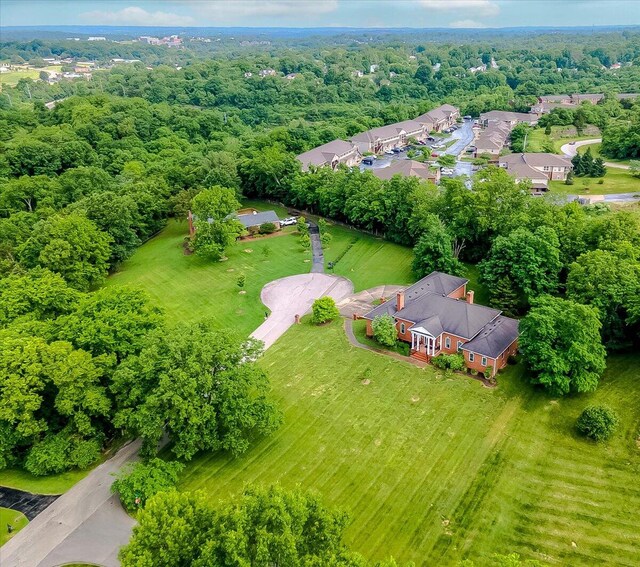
2, 1, 640, 29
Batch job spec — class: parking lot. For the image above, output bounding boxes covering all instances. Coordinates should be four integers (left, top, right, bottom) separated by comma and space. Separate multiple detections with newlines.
359, 117, 476, 179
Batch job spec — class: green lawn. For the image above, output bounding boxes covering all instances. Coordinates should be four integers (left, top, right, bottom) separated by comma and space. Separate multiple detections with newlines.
178, 319, 640, 566
325, 224, 414, 291
0, 466, 96, 495
106, 219, 311, 334
526, 125, 600, 153
0, 507, 28, 545
550, 167, 640, 195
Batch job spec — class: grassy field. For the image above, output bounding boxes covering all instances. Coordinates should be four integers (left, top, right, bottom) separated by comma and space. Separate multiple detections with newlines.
0, 65, 61, 88
0, 507, 28, 545
178, 319, 640, 566
0, 465, 97, 495
106, 219, 310, 335
106, 206, 416, 332
526, 125, 600, 153
550, 167, 640, 195
325, 224, 414, 291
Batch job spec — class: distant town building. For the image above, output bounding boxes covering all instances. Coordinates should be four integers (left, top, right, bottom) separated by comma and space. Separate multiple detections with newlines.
88, 37, 107, 41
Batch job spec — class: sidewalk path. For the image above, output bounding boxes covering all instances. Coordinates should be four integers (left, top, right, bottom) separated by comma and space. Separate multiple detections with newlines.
560, 138, 630, 170
252, 273, 353, 350
0, 440, 141, 567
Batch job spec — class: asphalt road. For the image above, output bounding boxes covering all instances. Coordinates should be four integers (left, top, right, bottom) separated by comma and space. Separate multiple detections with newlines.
443, 119, 475, 156
0, 487, 58, 521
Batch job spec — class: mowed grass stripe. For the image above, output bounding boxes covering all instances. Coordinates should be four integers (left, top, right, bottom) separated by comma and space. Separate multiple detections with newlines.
179, 321, 640, 565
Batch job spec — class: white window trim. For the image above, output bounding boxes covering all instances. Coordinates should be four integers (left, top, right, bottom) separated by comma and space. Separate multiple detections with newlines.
400, 323, 405, 334
457, 341, 463, 352
445, 337, 451, 349
481, 356, 488, 366
469, 352, 475, 362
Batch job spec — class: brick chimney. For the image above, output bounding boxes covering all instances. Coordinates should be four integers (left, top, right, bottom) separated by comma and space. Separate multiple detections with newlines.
466, 290, 474, 304
396, 291, 405, 311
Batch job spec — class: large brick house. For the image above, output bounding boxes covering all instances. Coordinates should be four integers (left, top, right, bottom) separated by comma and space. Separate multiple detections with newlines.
363, 272, 519, 377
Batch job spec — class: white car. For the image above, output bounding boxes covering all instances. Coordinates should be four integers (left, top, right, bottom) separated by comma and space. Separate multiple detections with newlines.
280, 217, 298, 226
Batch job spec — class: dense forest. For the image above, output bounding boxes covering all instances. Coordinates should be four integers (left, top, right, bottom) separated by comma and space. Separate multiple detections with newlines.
0, 30, 639, 477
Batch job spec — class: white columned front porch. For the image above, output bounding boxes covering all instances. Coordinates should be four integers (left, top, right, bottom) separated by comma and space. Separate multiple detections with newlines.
411, 332, 437, 356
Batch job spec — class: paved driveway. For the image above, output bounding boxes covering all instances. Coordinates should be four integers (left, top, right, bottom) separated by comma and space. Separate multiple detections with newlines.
0, 439, 141, 567
560, 138, 630, 170
252, 273, 353, 350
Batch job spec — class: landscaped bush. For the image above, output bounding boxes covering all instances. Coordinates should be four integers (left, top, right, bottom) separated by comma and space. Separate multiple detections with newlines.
311, 296, 340, 324
576, 405, 619, 441
259, 222, 277, 234
112, 458, 184, 513
432, 353, 465, 372
372, 314, 397, 347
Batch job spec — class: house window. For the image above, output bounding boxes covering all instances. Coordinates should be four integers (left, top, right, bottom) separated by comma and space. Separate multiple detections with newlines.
457, 341, 463, 351
543, 166, 550, 171
400, 323, 405, 334
481, 356, 487, 366
469, 352, 475, 362
445, 337, 451, 349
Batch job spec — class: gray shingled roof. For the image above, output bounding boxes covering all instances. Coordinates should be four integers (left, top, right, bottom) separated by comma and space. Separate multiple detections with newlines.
461, 315, 519, 358
236, 211, 280, 227
403, 272, 468, 301
363, 272, 501, 340
396, 293, 500, 339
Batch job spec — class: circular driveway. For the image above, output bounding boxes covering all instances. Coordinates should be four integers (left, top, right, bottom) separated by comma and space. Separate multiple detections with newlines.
251, 273, 353, 349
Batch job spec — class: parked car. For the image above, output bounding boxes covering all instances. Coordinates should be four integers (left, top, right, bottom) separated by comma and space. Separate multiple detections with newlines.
431, 152, 439, 157
362, 156, 375, 165
463, 115, 472, 120
384, 149, 394, 155
392, 147, 402, 154
426, 136, 436, 141
280, 216, 298, 226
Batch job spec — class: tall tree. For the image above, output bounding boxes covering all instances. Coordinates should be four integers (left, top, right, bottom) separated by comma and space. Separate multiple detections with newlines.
411, 214, 462, 278
566, 249, 640, 348
519, 296, 606, 396
479, 226, 561, 306
121, 486, 371, 567
19, 213, 112, 291
111, 320, 282, 459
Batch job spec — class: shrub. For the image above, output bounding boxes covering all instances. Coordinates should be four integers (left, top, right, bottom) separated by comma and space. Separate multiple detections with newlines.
311, 296, 340, 324
576, 405, 619, 441
299, 234, 310, 249
24, 433, 71, 476
259, 222, 277, 234
296, 216, 308, 234
320, 232, 332, 246
112, 458, 184, 512
237, 273, 246, 289
372, 314, 397, 347
432, 353, 465, 371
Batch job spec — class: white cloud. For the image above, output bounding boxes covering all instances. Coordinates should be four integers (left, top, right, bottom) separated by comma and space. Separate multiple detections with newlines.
421, 0, 500, 16
80, 6, 196, 26
449, 19, 489, 28
190, 0, 339, 21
